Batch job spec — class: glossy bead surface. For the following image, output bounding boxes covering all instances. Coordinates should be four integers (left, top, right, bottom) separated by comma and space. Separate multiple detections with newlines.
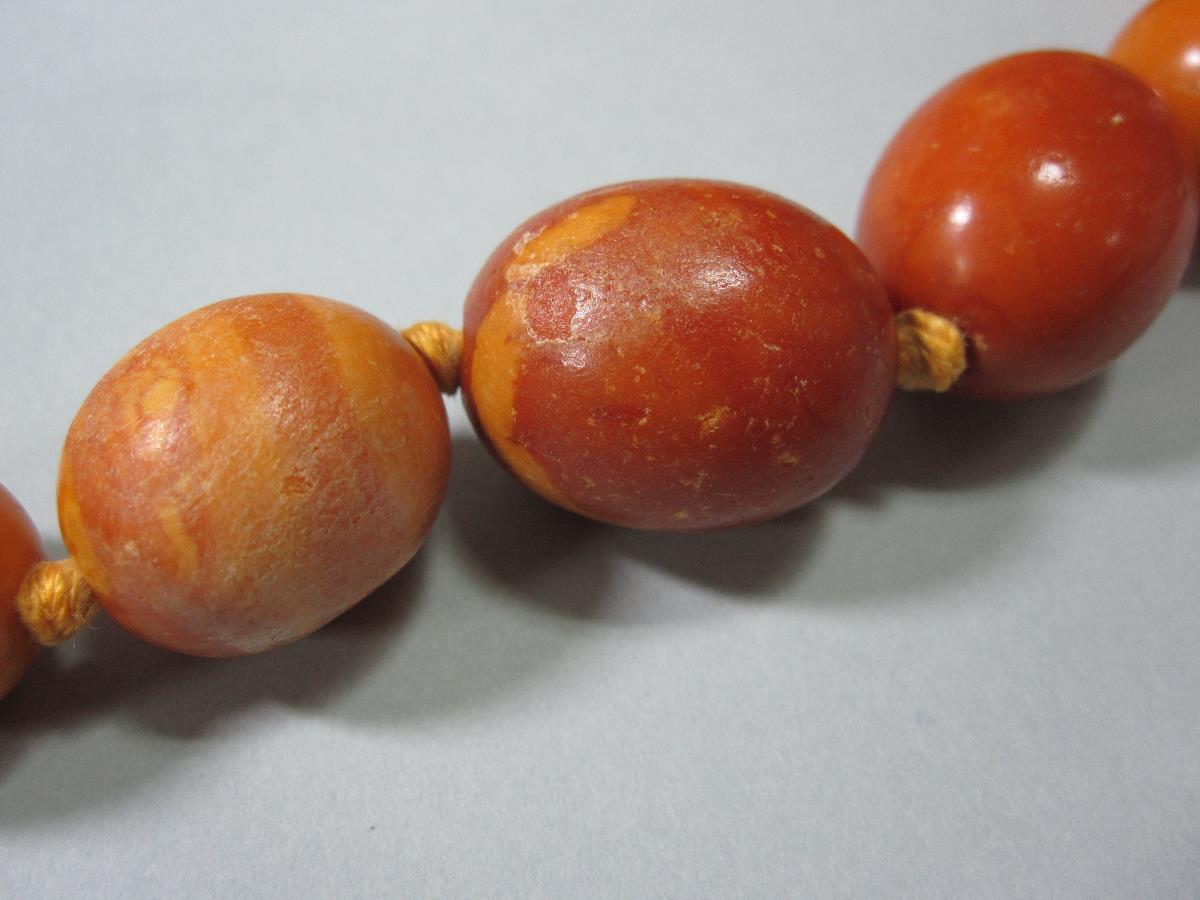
58, 294, 450, 657
857, 51, 1198, 400
1111, 0, 1200, 166
0, 483, 43, 699
462, 180, 896, 531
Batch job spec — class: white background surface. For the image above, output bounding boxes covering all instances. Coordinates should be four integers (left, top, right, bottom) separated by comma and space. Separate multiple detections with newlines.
2, 1, 1198, 897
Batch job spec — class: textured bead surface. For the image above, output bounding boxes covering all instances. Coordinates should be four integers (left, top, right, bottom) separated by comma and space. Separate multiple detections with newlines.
58, 294, 451, 657
463, 180, 896, 530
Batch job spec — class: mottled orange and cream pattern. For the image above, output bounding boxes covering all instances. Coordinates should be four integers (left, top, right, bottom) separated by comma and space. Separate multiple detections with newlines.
58, 294, 450, 657
462, 180, 896, 531
0, 483, 43, 698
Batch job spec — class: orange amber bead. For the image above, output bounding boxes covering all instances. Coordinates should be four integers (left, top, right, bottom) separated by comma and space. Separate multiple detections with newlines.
58, 294, 450, 657
858, 51, 1197, 400
0, 483, 43, 699
1111, 0, 1200, 167
462, 180, 896, 530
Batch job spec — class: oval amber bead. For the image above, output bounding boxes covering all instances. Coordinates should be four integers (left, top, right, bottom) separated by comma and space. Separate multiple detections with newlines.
58, 294, 450, 657
462, 180, 896, 530
858, 51, 1197, 400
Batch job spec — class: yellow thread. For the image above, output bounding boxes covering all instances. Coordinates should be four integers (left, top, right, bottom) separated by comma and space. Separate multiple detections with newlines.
894, 309, 968, 392
16, 558, 99, 646
402, 321, 463, 395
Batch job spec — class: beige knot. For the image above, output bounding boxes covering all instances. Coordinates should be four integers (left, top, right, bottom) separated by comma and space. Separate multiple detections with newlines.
402, 321, 463, 395
17, 558, 98, 646
894, 309, 968, 393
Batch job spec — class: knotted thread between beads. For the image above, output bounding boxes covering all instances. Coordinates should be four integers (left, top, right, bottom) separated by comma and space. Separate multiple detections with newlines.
17, 558, 98, 646
894, 309, 968, 393
402, 321, 463, 395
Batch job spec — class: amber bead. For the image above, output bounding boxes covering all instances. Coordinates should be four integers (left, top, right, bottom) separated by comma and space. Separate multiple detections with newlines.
462, 180, 896, 530
858, 51, 1197, 400
58, 294, 451, 657
0, 483, 43, 698
1111, 0, 1200, 168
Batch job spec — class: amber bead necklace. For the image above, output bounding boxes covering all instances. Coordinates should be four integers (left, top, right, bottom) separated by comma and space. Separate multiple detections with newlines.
2, 0, 1197, 699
